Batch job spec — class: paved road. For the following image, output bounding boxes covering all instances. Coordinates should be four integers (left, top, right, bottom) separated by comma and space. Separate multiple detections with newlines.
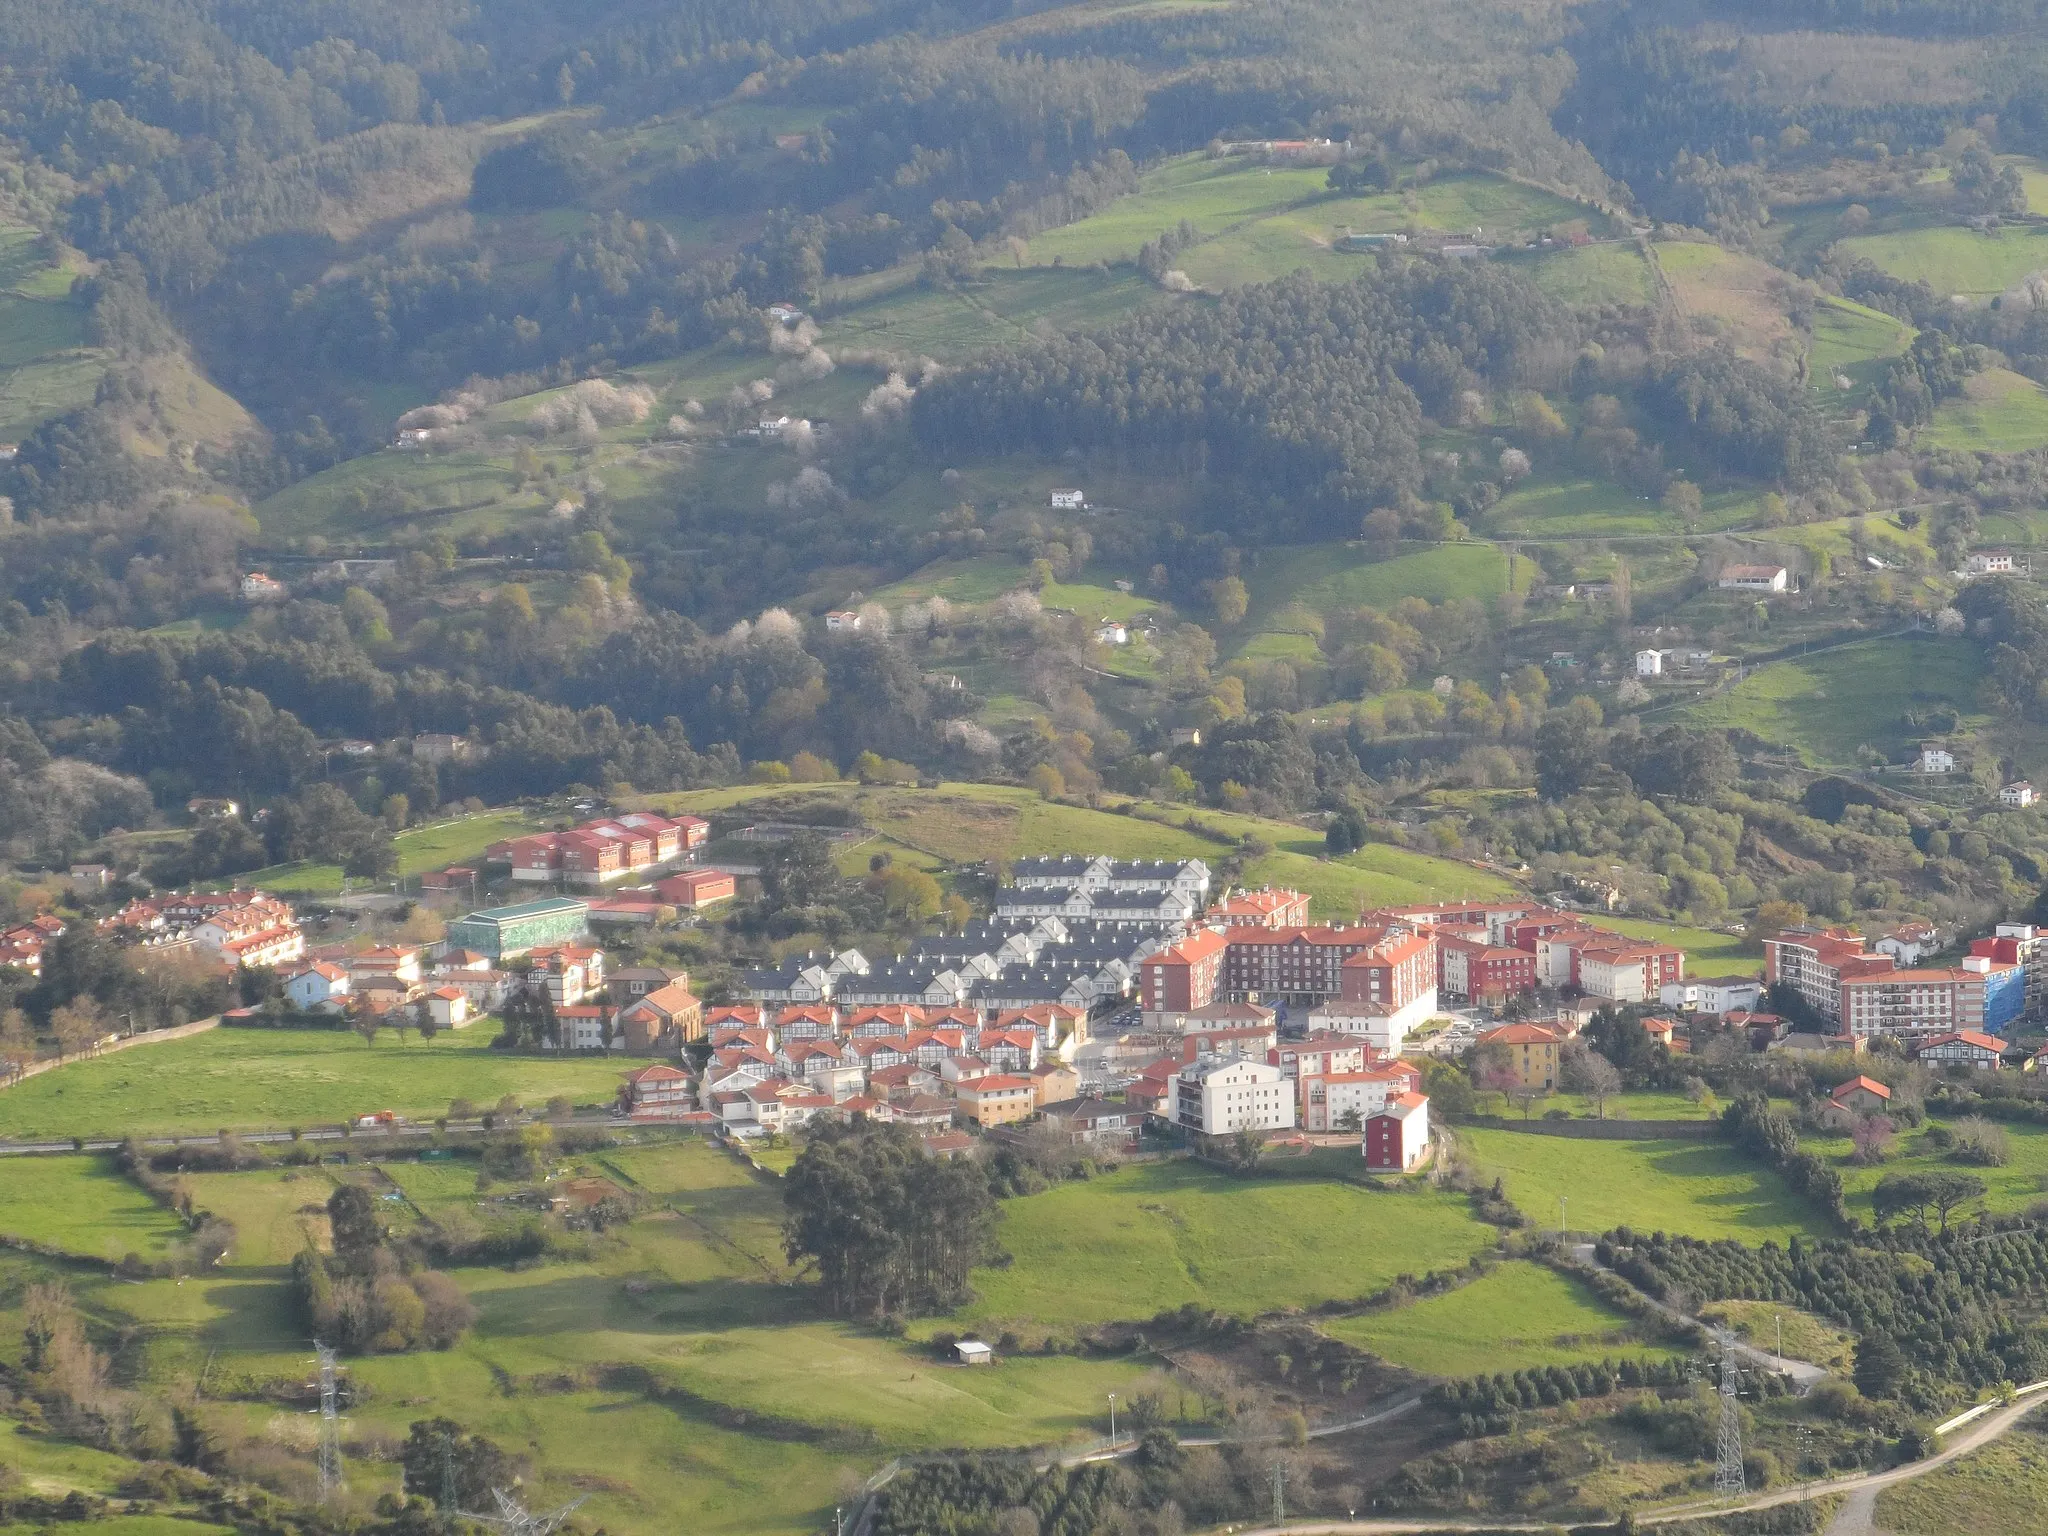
0, 1109, 628, 1156
1220, 1391, 2048, 1535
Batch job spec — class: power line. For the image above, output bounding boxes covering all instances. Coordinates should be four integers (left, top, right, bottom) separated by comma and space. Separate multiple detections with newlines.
310, 1342, 345, 1504
1714, 1338, 1747, 1498
463, 1487, 589, 1536
1269, 1459, 1284, 1525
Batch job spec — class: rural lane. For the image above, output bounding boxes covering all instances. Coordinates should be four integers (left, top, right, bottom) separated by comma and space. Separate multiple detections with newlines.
1216, 1389, 2048, 1535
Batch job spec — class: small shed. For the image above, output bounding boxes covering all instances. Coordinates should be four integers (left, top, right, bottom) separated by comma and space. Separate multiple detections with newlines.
955, 1339, 994, 1366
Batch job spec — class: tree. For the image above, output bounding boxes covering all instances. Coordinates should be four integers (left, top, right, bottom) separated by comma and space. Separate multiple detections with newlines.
1325, 808, 1370, 855
0, 1007, 33, 1081
1334, 1107, 1363, 1134
353, 1010, 383, 1048
49, 998, 103, 1059
1206, 576, 1249, 627
1559, 1042, 1622, 1116
327, 1184, 384, 1272
784, 1120, 996, 1318
1747, 899, 1807, 946
1872, 1170, 1985, 1232
1534, 699, 1603, 800
1853, 1332, 1906, 1399
1027, 762, 1065, 801
400, 1418, 514, 1510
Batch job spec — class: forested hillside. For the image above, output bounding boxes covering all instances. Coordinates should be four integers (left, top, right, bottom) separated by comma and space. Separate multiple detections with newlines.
8, 0, 2048, 937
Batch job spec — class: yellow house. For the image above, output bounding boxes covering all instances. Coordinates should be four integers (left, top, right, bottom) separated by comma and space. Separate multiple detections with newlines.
955, 1074, 1038, 1127
1476, 1022, 1561, 1091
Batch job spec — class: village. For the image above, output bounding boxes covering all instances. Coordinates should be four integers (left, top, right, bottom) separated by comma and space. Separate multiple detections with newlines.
14, 824, 2048, 1175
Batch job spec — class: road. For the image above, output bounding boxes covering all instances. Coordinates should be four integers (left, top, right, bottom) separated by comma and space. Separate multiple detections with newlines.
1217, 1389, 2048, 1535
1067, 1393, 1425, 1467
0, 1109, 627, 1156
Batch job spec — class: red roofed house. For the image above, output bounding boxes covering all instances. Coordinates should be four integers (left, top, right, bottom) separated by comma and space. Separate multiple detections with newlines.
1476, 1022, 1562, 1091
1140, 928, 1229, 1026
618, 981, 704, 1052
653, 869, 736, 909
422, 987, 472, 1028
284, 960, 350, 1013
1303, 1060, 1423, 1132
1364, 1092, 1431, 1171
1916, 1030, 2007, 1071
955, 1074, 1038, 1127
1209, 888, 1311, 929
1829, 1075, 1893, 1114
1437, 935, 1538, 1004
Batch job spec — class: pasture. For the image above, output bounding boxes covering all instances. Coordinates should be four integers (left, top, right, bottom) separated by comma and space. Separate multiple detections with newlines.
1679, 634, 1988, 768
230, 808, 543, 894
1324, 1259, 1678, 1376
1924, 366, 2048, 453
0, 223, 101, 440
1839, 223, 2048, 296
0, 1027, 636, 1141
1521, 243, 1657, 307
0, 1135, 1177, 1536
1804, 1116, 2048, 1223
1696, 1300, 1854, 1371
949, 1158, 1498, 1332
1807, 297, 1913, 398
1457, 1128, 1825, 1243
0, 1153, 187, 1262
1242, 541, 1527, 621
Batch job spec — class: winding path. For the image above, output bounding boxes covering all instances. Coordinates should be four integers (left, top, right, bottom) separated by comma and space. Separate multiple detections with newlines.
1217, 1386, 2048, 1535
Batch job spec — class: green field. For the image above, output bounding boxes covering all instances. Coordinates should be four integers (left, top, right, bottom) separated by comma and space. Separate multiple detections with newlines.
0, 1028, 637, 1141
1458, 1128, 1825, 1242
1807, 297, 1914, 397
1806, 1116, 2048, 1223
0, 224, 102, 440
1697, 1299, 1855, 1371
1242, 541, 1525, 627
0, 1136, 1175, 1536
1485, 476, 1755, 538
1680, 633, 1988, 767
1875, 1415, 2048, 1535
0, 1153, 187, 1261
1925, 366, 2048, 452
1324, 1259, 1678, 1376
179, 1167, 343, 1264
638, 779, 1517, 919
1521, 243, 1658, 307
1840, 223, 2048, 296
1591, 917, 1758, 973
232, 808, 545, 894
948, 1159, 1497, 1332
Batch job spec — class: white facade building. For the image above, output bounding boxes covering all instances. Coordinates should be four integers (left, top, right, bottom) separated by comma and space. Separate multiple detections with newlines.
1172, 1057, 1295, 1136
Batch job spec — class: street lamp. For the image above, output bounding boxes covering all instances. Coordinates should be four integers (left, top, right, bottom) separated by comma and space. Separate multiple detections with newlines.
1108, 1392, 1118, 1446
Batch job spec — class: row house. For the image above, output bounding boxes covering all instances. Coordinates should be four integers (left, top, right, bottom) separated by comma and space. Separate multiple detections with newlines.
194, 896, 305, 969
0, 913, 65, 975
1916, 1029, 2007, 1071
495, 812, 708, 886
745, 948, 870, 1004
993, 883, 1201, 925
527, 944, 605, 1007
618, 1063, 695, 1117
1007, 856, 1210, 897
348, 944, 423, 986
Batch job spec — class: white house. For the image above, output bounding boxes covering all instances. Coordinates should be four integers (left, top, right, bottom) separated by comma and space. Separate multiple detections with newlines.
1875, 921, 1943, 966
1363, 1092, 1431, 1171
1095, 622, 1129, 646
824, 610, 862, 632
1659, 976, 1764, 1016
1634, 649, 1667, 678
240, 572, 288, 602
1048, 489, 1086, 510
1172, 1056, 1295, 1136
284, 961, 350, 1013
1919, 746, 1956, 774
1916, 1029, 2006, 1071
1967, 550, 2017, 575
2001, 781, 2037, 808
1718, 564, 1789, 593
423, 987, 473, 1028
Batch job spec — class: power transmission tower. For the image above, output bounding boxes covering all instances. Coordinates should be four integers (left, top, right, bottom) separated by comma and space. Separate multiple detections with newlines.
1714, 1339, 1747, 1498
311, 1343, 345, 1503
464, 1487, 589, 1536
1269, 1459, 1284, 1524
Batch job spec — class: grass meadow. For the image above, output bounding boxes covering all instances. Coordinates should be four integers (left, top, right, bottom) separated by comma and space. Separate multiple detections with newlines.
1874, 1415, 2048, 1535
1804, 1116, 2048, 1223
948, 1158, 1497, 1333
0, 223, 102, 440
1679, 633, 1988, 767
229, 808, 544, 894
1807, 297, 1913, 398
0, 1154, 187, 1261
0, 1138, 1182, 1536
1457, 1128, 1826, 1242
1925, 366, 2048, 452
0, 1027, 638, 1141
1697, 1299, 1855, 1371
1840, 223, 2048, 296
1325, 1259, 1680, 1376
